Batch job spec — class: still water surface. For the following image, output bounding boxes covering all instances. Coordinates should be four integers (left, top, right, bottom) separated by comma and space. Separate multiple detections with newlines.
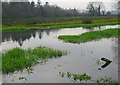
1, 25, 119, 83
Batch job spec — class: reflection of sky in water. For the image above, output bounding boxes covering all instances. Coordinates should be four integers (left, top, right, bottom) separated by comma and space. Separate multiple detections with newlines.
1, 25, 119, 83
1, 25, 119, 50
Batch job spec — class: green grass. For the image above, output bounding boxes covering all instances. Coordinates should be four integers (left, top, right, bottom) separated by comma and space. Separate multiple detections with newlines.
3, 16, 118, 25
59, 72, 91, 82
1, 22, 119, 32
50, 22, 119, 28
58, 28, 119, 43
1, 16, 119, 32
2, 47, 67, 74
59, 72, 118, 84
96, 76, 118, 84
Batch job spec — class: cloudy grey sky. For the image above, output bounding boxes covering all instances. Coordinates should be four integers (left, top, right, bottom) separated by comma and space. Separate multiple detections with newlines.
28, 0, 117, 11
3, 0, 117, 11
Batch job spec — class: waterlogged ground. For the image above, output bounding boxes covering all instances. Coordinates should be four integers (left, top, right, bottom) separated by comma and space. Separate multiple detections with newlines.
1, 25, 119, 83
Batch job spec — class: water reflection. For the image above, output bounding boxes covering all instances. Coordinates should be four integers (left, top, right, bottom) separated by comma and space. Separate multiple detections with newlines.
0, 32, 2, 44
111, 38, 118, 65
2, 25, 119, 47
2, 29, 59, 46
1, 25, 119, 83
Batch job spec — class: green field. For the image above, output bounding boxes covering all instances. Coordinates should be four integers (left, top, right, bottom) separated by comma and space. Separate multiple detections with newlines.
2, 47, 67, 74
1, 16, 119, 32
58, 29, 119, 44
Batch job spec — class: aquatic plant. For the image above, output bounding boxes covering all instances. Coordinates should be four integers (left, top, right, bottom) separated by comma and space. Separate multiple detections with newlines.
59, 72, 65, 77
2, 47, 67, 74
19, 76, 27, 80
59, 72, 91, 82
96, 76, 118, 85
59, 72, 118, 84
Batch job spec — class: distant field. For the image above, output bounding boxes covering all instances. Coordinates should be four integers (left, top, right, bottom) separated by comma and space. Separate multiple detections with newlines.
2, 16, 119, 25
1, 16, 120, 32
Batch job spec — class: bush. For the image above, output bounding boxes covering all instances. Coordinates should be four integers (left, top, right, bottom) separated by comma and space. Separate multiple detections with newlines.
82, 19, 92, 24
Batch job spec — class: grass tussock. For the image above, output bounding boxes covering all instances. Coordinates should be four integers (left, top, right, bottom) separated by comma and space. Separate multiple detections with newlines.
2, 47, 66, 74
58, 28, 119, 43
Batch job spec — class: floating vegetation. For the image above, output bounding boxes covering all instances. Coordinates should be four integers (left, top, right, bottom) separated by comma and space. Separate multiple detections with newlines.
59, 72, 118, 84
59, 72, 91, 82
96, 76, 118, 85
19, 76, 27, 81
59, 72, 65, 77
26, 67, 34, 74
2, 47, 67, 74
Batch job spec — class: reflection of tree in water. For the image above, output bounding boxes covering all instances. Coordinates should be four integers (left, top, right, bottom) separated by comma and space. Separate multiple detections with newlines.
0, 32, 2, 44
83, 26, 103, 32
2, 29, 59, 46
111, 38, 118, 65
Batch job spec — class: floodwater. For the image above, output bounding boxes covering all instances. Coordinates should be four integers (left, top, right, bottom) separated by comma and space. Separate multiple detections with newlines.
1, 25, 119, 83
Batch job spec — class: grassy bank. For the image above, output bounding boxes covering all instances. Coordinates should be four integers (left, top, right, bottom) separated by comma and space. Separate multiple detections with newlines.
1, 21, 119, 32
3, 16, 118, 25
58, 29, 119, 44
1, 16, 119, 32
2, 47, 66, 74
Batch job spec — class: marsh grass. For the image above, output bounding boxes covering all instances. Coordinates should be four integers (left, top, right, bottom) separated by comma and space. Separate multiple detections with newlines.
59, 72, 91, 82
2, 47, 66, 74
58, 29, 119, 44
1, 16, 120, 32
96, 76, 118, 84
1, 22, 119, 32
59, 72, 118, 84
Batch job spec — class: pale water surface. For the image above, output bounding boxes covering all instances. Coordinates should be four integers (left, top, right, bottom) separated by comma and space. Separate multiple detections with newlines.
1, 25, 119, 83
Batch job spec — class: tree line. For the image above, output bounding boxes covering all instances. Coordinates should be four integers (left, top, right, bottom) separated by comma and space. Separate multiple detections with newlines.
2, 0, 119, 20
2, 0, 79, 19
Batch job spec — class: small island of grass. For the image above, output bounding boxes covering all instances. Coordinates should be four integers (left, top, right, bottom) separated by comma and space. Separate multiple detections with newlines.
58, 28, 119, 43
2, 47, 67, 74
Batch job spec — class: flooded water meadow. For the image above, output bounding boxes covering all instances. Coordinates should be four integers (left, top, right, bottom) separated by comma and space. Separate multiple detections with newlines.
1, 25, 119, 83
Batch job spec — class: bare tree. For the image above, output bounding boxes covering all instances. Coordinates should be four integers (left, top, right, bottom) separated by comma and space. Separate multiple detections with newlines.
37, 0, 41, 8
113, 0, 120, 15
86, 2, 105, 16
118, 1, 120, 15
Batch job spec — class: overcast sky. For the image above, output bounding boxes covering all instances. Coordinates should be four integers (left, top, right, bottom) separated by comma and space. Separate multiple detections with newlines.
3, 0, 117, 11
28, 0, 117, 11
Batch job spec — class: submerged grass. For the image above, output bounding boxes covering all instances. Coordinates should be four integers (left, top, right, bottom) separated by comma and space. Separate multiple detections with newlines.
96, 76, 118, 84
2, 47, 66, 74
59, 72, 118, 84
59, 72, 91, 82
58, 28, 119, 44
